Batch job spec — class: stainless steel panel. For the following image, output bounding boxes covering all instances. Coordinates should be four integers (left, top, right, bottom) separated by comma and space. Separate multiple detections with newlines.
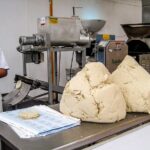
37, 17, 81, 46
81, 19, 105, 35
143, 6, 150, 23
105, 41, 128, 73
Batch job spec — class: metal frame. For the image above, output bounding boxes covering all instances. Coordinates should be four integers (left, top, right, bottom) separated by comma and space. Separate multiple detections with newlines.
21, 33, 86, 104
47, 45, 86, 104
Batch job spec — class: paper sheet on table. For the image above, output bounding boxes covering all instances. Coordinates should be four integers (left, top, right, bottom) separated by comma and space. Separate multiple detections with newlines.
0, 105, 80, 138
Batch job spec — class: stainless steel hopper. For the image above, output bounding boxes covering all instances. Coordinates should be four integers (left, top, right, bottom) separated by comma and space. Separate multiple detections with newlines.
81, 19, 106, 35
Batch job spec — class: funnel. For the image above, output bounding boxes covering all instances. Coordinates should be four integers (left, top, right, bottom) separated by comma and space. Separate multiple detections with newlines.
121, 23, 150, 38
81, 19, 106, 35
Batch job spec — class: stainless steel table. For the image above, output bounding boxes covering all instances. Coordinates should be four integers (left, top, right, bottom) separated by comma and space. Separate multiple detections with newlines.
0, 105, 150, 150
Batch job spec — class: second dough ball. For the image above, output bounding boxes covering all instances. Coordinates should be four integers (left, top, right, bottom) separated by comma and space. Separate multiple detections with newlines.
110, 55, 150, 113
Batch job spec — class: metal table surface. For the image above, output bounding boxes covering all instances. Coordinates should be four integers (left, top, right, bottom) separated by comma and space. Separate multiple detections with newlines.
0, 105, 150, 150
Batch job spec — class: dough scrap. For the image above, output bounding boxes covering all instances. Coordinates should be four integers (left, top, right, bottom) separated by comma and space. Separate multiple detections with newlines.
60, 62, 126, 123
19, 111, 40, 119
110, 55, 150, 113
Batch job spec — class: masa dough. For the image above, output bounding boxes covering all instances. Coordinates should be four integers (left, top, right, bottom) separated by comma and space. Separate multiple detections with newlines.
110, 55, 150, 113
60, 62, 126, 123
19, 111, 40, 119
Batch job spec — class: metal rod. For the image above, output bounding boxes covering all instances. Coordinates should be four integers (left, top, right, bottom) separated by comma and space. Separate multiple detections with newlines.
50, 0, 53, 16
82, 48, 86, 67
47, 47, 53, 104
22, 54, 27, 76
55, 51, 58, 85
72, 6, 75, 16
72, 6, 83, 17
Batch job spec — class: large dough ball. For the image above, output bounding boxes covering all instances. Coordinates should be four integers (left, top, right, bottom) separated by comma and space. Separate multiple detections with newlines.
60, 62, 126, 123
110, 55, 150, 113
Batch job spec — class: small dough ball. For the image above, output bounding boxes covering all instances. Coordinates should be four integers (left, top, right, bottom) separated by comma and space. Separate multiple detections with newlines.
19, 111, 40, 119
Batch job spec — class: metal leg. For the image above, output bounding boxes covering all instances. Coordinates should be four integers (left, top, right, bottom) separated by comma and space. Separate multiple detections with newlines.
0, 94, 2, 150
47, 48, 53, 104
82, 48, 86, 67
0, 94, 3, 112
22, 54, 27, 76
54, 51, 59, 102
54, 51, 57, 85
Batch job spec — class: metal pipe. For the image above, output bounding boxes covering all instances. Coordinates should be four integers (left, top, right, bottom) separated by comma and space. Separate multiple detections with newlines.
72, 6, 82, 17
47, 47, 53, 104
46, 33, 53, 104
49, 0, 56, 102
22, 54, 27, 76
50, 0, 53, 16
82, 48, 86, 68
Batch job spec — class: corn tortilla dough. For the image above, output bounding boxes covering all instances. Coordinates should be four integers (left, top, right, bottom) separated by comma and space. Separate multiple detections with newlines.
60, 62, 126, 123
19, 111, 40, 119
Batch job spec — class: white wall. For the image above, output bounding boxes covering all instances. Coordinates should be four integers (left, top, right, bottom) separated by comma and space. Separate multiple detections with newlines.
54, 0, 142, 39
0, 0, 142, 93
0, 0, 49, 93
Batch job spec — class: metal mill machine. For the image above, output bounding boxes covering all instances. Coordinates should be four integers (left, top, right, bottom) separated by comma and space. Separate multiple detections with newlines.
2, 17, 106, 110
